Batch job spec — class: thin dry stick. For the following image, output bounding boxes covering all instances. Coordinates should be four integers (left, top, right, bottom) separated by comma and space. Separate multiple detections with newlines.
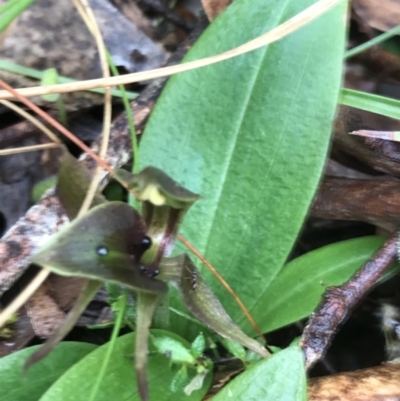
0, 99, 60, 143
301, 233, 398, 369
0, 79, 113, 173
0, 143, 60, 155
0, 0, 340, 100
72, 0, 112, 218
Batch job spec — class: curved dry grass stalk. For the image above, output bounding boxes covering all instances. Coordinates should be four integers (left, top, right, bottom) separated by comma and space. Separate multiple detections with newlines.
0, 143, 60, 155
72, 0, 112, 218
0, 99, 60, 143
0, 0, 340, 100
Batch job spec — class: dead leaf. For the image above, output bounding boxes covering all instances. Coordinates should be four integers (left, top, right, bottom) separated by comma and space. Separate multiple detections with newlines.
353, 0, 400, 31
201, 0, 232, 21
25, 280, 65, 338
0, 306, 35, 357
308, 362, 400, 400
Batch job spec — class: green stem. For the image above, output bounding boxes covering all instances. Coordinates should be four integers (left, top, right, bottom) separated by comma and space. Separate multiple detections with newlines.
56, 96, 67, 127
105, 51, 140, 208
345, 24, 400, 59
339, 88, 400, 120
169, 307, 208, 329
0, 0, 35, 33
0, 60, 138, 99
88, 291, 128, 401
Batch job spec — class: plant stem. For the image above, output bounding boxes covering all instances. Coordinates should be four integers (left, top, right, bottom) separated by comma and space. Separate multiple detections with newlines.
345, 24, 400, 59
89, 291, 128, 401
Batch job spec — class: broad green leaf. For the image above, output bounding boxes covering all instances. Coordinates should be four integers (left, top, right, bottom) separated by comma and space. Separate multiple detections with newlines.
212, 346, 306, 401
151, 334, 196, 365
139, 0, 347, 336
259, 236, 396, 333
339, 88, 400, 120
39, 331, 212, 401
0, 342, 96, 401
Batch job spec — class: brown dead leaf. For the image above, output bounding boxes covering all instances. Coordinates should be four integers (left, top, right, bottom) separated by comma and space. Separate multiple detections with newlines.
201, 0, 232, 21
353, 0, 400, 31
311, 176, 400, 228
309, 362, 400, 401
0, 306, 35, 357
25, 275, 86, 338
25, 278, 65, 338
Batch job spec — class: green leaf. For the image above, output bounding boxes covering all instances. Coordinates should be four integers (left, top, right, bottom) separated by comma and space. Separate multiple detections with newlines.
0, 60, 137, 99
139, 0, 347, 336
212, 346, 306, 401
0, 342, 96, 401
32, 176, 57, 202
151, 333, 196, 365
339, 88, 400, 120
170, 366, 190, 393
259, 236, 393, 333
219, 338, 246, 363
39, 331, 212, 401
40, 68, 60, 102
190, 333, 206, 359
0, 0, 35, 34
183, 370, 209, 396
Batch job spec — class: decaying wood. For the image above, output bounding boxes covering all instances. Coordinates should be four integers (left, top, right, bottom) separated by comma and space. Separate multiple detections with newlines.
26, 280, 66, 338
334, 107, 400, 178
301, 233, 398, 369
308, 362, 400, 401
311, 177, 400, 224
353, 0, 400, 32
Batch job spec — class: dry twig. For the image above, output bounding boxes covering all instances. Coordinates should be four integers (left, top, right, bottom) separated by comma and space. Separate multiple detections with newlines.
301, 233, 398, 368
